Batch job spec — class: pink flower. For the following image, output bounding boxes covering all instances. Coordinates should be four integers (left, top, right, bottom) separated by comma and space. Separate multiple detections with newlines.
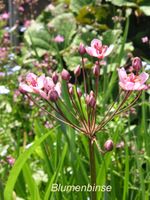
19, 73, 45, 93
39, 77, 61, 101
86, 39, 114, 59
54, 35, 64, 43
141, 36, 149, 43
19, 73, 61, 102
6, 156, 15, 166
24, 20, 31, 28
18, 6, 25, 12
1, 12, 9, 20
43, 77, 55, 91
118, 68, 149, 90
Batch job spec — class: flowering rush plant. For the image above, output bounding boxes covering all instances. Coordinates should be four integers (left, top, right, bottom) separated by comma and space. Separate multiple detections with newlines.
19, 39, 149, 200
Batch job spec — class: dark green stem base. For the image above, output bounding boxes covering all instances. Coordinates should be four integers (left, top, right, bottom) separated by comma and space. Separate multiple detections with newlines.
89, 138, 97, 200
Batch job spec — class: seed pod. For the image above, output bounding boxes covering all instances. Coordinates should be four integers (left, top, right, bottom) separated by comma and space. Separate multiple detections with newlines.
104, 139, 114, 152
49, 90, 59, 102
93, 63, 100, 77
74, 65, 81, 77
52, 72, 58, 84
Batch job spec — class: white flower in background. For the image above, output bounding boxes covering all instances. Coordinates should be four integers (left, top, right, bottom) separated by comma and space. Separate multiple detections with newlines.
11, 65, 21, 72
0, 86, 10, 94
142, 61, 150, 71
8, 53, 15, 60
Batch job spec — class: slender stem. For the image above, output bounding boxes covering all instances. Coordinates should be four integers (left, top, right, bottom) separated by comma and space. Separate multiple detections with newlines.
25, 94, 85, 133
67, 84, 89, 133
81, 56, 87, 94
114, 91, 142, 115
89, 137, 97, 200
95, 91, 132, 132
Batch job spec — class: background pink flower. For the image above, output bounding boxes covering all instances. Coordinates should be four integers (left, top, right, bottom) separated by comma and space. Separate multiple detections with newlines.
86, 39, 113, 59
54, 35, 64, 43
118, 68, 149, 90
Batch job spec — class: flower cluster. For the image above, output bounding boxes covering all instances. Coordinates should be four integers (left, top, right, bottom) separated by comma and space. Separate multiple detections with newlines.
19, 73, 61, 102
19, 39, 149, 152
118, 57, 149, 91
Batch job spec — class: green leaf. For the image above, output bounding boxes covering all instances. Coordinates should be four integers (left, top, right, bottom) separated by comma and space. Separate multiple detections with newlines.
24, 22, 52, 57
140, 6, 150, 16
107, 0, 136, 7
4, 127, 57, 200
44, 143, 68, 200
63, 55, 80, 70
76, 5, 96, 25
70, 0, 94, 13
102, 29, 122, 45
22, 163, 41, 200
49, 13, 76, 47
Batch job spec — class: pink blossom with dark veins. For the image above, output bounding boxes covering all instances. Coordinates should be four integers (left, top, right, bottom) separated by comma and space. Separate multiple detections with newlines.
86, 39, 114, 59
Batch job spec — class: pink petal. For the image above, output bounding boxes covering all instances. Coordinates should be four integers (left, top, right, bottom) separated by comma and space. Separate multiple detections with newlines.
44, 77, 55, 91
86, 47, 98, 57
32, 87, 40, 94
104, 44, 114, 57
125, 82, 135, 90
39, 90, 48, 100
118, 68, 127, 83
119, 82, 126, 90
37, 75, 45, 89
55, 82, 61, 96
26, 73, 37, 83
19, 83, 33, 93
91, 39, 102, 48
138, 72, 149, 84
132, 82, 141, 90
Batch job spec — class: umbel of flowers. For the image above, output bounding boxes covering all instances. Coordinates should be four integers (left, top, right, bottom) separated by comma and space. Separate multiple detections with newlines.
19, 39, 149, 200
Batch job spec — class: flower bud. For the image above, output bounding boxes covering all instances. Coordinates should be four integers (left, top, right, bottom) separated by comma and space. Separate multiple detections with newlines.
69, 87, 73, 95
77, 88, 82, 97
61, 69, 70, 81
116, 141, 125, 149
68, 84, 74, 95
6, 156, 15, 166
52, 72, 58, 84
104, 139, 114, 152
132, 57, 142, 71
49, 90, 59, 102
90, 90, 95, 97
78, 43, 86, 55
89, 95, 96, 108
93, 63, 100, 77
86, 91, 96, 108
74, 65, 81, 77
